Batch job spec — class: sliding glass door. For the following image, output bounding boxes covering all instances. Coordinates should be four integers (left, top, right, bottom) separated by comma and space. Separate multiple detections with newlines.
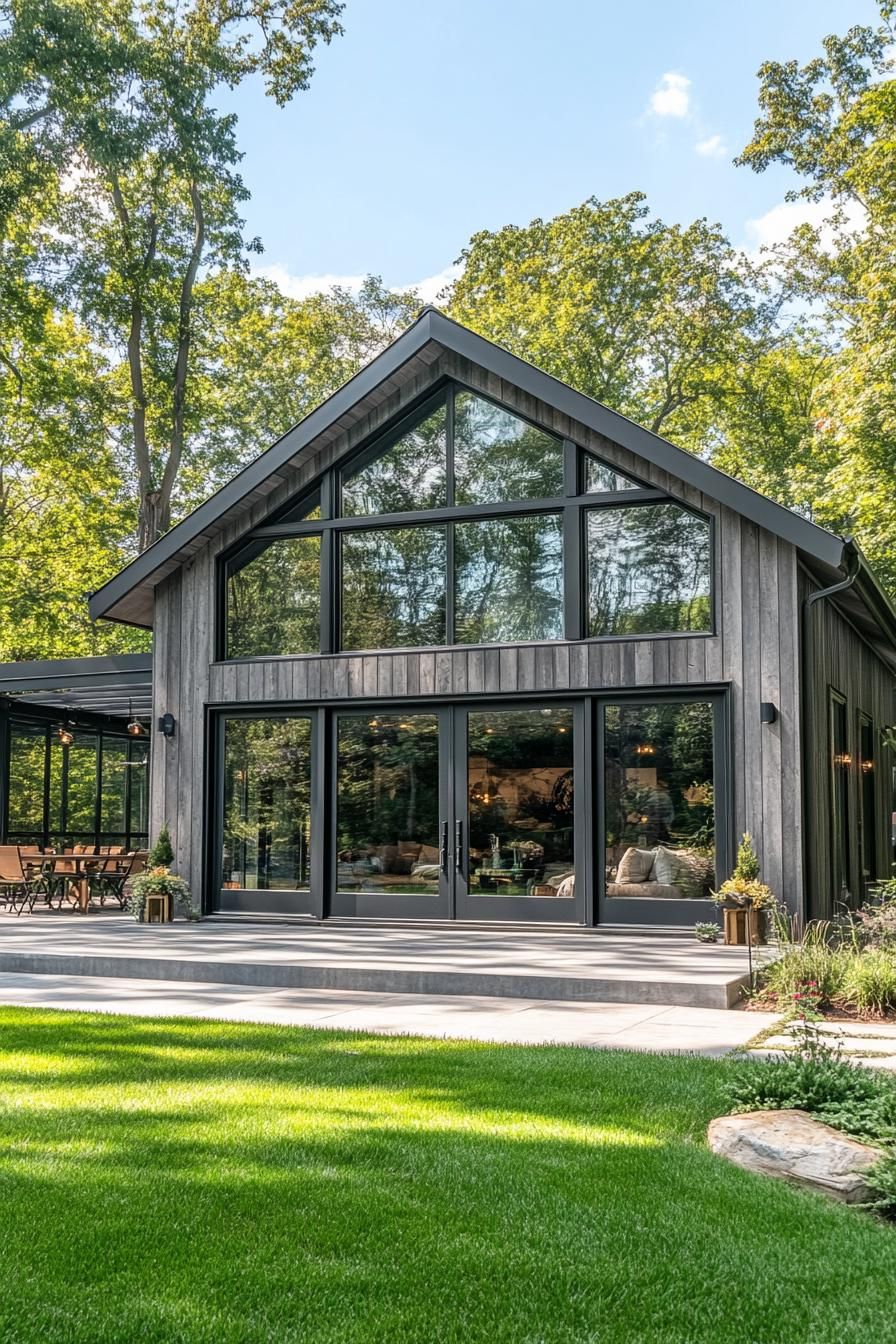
453, 705, 582, 922
212, 693, 725, 925
330, 710, 452, 918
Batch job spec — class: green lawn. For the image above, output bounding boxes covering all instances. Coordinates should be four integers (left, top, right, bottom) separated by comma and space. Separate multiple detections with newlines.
1, 1008, 895, 1344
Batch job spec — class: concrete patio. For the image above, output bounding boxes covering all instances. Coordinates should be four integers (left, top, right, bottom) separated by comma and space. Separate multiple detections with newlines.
0, 912, 766, 1009
0, 969, 779, 1054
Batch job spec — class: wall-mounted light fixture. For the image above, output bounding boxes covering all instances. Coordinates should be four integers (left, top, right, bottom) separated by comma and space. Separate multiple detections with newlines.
833, 751, 853, 768
157, 713, 176, 738
861, 758, 875, 774
760, 702, 778, 724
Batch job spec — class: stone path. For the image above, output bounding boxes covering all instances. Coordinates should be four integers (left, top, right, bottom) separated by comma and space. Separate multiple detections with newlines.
751, 1018, 896, 1071
0, 971, 779, 1056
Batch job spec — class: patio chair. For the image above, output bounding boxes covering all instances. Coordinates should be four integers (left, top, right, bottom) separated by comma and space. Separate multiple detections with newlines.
0, 846, 46, 916
90, 851, 146, 909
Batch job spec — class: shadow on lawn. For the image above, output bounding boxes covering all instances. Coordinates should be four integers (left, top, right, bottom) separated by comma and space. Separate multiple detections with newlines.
0, 1006, 726, 1134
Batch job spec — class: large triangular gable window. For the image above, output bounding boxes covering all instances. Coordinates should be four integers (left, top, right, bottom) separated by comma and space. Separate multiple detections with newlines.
339, 388, 563, 516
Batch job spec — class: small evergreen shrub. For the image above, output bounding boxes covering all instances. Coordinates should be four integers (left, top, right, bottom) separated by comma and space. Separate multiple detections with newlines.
148, 823, 174, 870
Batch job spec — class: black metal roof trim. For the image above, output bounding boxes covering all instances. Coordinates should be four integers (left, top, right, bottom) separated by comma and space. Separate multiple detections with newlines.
0, 652, 153, 695
90, 304, 851, 622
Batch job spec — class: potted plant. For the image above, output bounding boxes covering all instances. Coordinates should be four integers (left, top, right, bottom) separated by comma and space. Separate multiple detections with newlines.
126, 822, 198, 922
694, 921, 721, 944
712, 833, 777, 944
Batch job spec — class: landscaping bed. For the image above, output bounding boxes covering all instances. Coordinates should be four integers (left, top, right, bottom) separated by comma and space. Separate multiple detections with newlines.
2, 1007, 896, 1343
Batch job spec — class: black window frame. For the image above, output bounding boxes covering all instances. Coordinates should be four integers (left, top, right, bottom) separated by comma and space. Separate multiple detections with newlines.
216, 378, 717, 661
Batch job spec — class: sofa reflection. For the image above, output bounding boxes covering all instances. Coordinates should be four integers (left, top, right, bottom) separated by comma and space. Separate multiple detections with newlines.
605, 843, 714, 899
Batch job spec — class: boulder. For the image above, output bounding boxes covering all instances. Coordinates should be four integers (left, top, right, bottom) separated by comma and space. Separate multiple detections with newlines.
707, 1109, 884, 1204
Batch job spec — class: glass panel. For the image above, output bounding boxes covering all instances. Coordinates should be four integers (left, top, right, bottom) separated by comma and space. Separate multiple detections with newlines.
336, 714, 441, 895
467, 708, 574, 898
859, 716, 877, 891
454, 392, 563, 504
222, 717, 312, 890
831, 695, 851, 903
65, 734, 99, 834
7, 723, 47, 833
128, 740, 149, 840
587, 503, 712, 636
341, 525, 446, 651
276, 490, 322, 525
604, 701, 716, 901
584, 453, 640, 493
227, 535, 320, 657
101, 738, 128, 833
455, 514, 563, 645
341, 401, 448, 517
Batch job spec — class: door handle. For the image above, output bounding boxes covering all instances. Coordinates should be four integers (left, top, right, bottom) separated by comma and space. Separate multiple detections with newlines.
440, 820, 449, 874
455, 820, 463, 873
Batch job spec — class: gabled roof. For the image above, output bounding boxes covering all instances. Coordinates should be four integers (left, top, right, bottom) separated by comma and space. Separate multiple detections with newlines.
90, 306, 858, 627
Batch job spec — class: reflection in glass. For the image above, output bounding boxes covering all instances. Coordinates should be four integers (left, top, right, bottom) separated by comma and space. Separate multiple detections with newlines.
227, 535, 321, 657
7, 724, 47, 833
604, 701, 715, 900
128, 739, 149, 842
584, 453, 640, 493
587, 503, 711, 636
341, 525, 446, 651
336, 714, 441, 895
222, 717, 312, 890
455, 514, 563, 645
859, 716, 877, 891
467, 708, 574, 898
342, 401, 448, 516
101, 738, 128, 833
65, 734, 98, 832
454, 392, 563, 504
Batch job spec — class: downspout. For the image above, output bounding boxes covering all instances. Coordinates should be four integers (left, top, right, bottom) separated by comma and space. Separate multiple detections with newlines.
800, 537, 862, 921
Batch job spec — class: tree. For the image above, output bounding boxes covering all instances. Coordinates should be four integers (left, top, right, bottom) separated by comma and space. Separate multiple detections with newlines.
447, 193, 776, 454
1, 0, 344, 549
738, 4, 896, 589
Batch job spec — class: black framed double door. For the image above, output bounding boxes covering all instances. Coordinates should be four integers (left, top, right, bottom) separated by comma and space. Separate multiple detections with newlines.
330, 702, 584, 923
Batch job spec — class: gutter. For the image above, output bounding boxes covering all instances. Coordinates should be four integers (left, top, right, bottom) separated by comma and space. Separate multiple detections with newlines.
800, 537, 862, 919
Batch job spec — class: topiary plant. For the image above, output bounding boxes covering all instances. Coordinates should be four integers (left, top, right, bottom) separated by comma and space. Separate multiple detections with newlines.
733, 832, 761, 882
148, 822, 174, 870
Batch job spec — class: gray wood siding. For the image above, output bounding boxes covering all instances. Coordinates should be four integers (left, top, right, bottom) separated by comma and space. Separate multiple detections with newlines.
799, 564, 896, 918
151, 349, 806, 913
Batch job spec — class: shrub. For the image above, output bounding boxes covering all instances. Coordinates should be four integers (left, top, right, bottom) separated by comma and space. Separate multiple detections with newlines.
148, 823, 175, 870
760, 922, 851, 1006
694, 921, 720, 943
843, 950, 896, 1017
855, 891, 896, 950
127, 867, 192, 921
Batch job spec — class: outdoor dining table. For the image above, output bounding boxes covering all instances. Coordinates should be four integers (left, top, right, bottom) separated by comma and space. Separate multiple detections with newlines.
34, 854, 106, 914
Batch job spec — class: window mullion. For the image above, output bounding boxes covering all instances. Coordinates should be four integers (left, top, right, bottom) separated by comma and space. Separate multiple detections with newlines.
321, 527, 336, 655
446, 521, 455, 645
446, 385, 455, 508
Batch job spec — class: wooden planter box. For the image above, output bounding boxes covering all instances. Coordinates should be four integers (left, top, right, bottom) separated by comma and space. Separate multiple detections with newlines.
722, 906, 766, 946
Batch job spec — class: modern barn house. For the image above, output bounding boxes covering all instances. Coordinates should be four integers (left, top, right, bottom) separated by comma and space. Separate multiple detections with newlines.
88, 309, 896, 930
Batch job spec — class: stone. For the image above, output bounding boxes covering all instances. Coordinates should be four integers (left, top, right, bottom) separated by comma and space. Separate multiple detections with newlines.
707, 1109, 884, 1204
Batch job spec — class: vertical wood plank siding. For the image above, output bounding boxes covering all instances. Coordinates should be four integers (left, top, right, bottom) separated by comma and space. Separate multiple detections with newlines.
152, 348, 807, 910
799, 564, 896, 917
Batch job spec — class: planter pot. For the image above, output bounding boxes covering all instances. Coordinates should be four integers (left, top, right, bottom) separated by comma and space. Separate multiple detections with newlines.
722, 906, 766, 946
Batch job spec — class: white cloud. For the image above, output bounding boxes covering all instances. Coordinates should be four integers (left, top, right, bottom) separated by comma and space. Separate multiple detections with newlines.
407, 263, 462, 303
255, 265, 368, 300
254, 261, 462, 305
695, 134, 727, 159
648, 72, 691, 119
745, 196, 865, 253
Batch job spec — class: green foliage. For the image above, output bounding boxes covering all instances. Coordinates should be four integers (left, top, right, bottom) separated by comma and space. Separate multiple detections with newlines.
734, 833, 761, 881
843, 950, 896, 1016
147, 823, 174, 870
694, 922, 721, 943
127, 869, 192, 921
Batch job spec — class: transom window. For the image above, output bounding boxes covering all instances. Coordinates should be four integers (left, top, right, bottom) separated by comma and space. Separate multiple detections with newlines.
221, 382, 714, 658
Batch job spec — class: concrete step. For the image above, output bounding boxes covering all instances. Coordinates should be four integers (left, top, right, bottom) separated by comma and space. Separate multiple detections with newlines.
0, 915, 755, 1010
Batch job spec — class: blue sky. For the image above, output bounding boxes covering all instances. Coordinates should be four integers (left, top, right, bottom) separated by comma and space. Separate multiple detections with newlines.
221, 0, 879, 300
